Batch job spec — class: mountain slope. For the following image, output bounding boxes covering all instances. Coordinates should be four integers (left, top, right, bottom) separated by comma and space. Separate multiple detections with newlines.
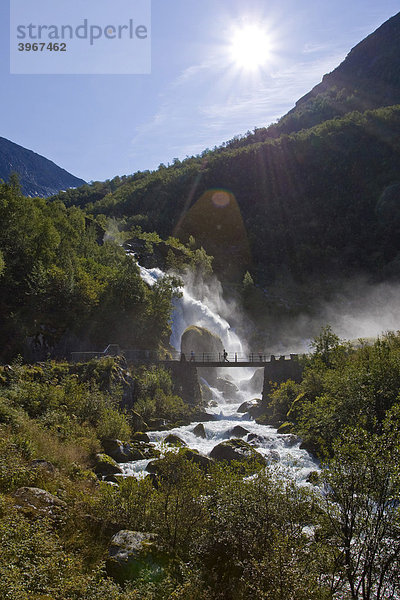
279, 11, 400, 135
0, 137, 85, 197
57, 106, 400, 283
52, 13, 400, 285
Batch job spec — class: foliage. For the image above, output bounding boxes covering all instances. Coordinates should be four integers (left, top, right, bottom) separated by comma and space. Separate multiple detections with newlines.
263, 329, 400, 457
133, 366, 194, 424
0, 506, 146, 600
309, 326, 341, 367
0, 181, 182, 361
2, 349, 400, 598
191, 464, 329, 600
266, 379, 301, 425
320, 415, 400, 599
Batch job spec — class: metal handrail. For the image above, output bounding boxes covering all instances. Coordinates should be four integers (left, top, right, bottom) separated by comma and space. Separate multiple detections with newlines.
71, 347, 298, 364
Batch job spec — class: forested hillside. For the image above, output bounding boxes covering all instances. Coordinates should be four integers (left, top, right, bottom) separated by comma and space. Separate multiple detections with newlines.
52, 13, 400, 290
54, 105, 400, 287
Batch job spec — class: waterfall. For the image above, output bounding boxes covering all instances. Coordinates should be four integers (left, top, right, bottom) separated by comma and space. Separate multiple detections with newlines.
138, 264, 243, 353
129, 262, 319, 483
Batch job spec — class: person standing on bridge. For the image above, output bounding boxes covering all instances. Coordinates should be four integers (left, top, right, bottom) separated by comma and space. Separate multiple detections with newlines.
190, 350, 195, 362
223, 349, 229, 362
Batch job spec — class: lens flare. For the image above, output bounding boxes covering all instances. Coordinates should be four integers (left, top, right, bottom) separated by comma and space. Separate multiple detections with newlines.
212, 190, 231, 208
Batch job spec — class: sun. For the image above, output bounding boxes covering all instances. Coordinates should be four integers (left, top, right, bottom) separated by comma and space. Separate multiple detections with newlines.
229, 24, 273, 71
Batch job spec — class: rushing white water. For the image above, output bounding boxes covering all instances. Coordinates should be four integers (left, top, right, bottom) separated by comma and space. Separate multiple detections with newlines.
128, 262, 318, 482
121, 395, 317, 482
138, 264, 242, 353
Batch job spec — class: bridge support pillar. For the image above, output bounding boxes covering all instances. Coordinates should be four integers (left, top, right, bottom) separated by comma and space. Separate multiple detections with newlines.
261, 355, 303, 402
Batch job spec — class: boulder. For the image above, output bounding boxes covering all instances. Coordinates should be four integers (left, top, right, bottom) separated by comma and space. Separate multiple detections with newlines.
146, 449, 213, 475
277, 422, 293, 434
247, 433, 266, 445
181, 326, 223, 385
104, 474, 121, 484
139, 444, 161, 459
13, 487, 66, 518
237, 399, 259, 413
146, 460, 162, 475
181, 326, 223, 359
191, 410, 218, 422
164, 434, 187, 447
132, 432, 150, 443
210, 439, 267, 466
125, 444, 146, 461
147, 418, 171, 431
102, 439, 145, 463
94, 453, 123, 476
229, 425, 249, 438
247, 401, 266, 419
280, 434, 301, 447
265, 450, 280, 463
106, 530, 166, 583
215, 378, 240, 399
299, 439, 320, 458
200, 383, 213, 403
181, 448, 214, 472
255, 414, 273, 426
192, 423, 207, 438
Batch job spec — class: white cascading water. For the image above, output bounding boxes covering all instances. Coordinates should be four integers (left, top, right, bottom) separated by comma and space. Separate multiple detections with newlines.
136, 265, 243, 353
122, 264, 318, 482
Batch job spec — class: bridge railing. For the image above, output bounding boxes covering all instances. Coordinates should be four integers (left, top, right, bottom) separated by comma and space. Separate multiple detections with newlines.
166, 351, 298, 363
71, 347, 298, 364
71, 346, 159, 363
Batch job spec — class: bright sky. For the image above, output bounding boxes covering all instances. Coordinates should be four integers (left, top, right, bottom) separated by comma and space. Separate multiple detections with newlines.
1, 0, 399, 182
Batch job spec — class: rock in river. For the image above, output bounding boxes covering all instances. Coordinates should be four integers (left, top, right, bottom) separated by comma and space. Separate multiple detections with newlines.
210, 439, 266, 466
229, 425, 249, 438
164, 434, 187, 447
102, 439, 145, 463
94, 453, 123, 476
192, 423, 207, 438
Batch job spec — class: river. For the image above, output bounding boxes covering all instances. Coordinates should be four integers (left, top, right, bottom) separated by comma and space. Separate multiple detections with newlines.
121, 264, 318, 482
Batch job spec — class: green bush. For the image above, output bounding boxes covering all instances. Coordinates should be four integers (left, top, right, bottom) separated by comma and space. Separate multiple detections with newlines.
133, 367, 194, 424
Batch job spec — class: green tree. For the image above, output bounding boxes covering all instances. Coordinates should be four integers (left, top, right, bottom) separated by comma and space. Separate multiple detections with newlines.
310, 326, 341, 367
320, 420, 400, 599
194, 466, 327, 600
242, 270, 254, 289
